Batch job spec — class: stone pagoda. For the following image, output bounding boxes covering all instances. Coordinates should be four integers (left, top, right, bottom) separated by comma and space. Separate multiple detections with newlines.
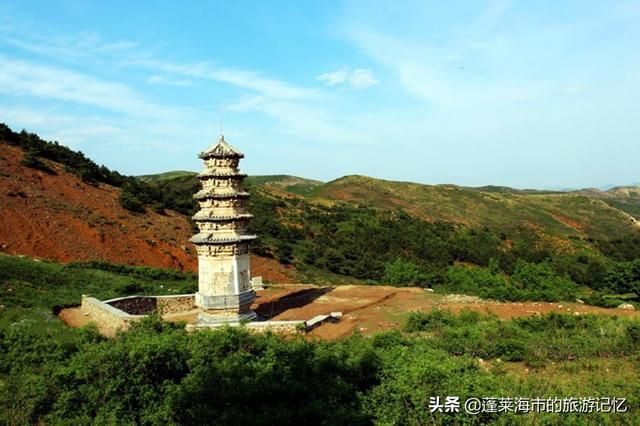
191, 135, 257, 323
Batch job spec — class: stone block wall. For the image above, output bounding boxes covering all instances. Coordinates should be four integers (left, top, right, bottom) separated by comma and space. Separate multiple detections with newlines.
156, 295, 195, 314
81, 296, 144, 334
108, 296, 156, 315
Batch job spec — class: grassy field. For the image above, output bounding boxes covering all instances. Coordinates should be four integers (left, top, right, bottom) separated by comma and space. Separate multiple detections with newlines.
0, 254, 197, 331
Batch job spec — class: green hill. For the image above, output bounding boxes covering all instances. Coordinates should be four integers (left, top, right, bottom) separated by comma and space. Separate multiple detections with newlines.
301, 175, 640, 243
127, 168, 640, 293
245, 174, 323, 196
4, 122, 640, 297
137, 170, 197, 182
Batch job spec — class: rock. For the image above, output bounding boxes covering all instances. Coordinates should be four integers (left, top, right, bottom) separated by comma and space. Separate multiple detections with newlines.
575, 299, 584, 304
425, 288, 435, 292
618, 303, 636, 311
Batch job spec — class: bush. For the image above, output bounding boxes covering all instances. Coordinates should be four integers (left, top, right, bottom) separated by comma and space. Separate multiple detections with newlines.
404, 309, 459, 332
1, 323, 377, 425
441, 265, 512, 300
114, 281, 145, 295
581, 293, 625, 308
511, 260, 579, 302
118, 190, 146, 213
382, 258, 427, 286
20, 152, 56, 175
405, 310, 640, 366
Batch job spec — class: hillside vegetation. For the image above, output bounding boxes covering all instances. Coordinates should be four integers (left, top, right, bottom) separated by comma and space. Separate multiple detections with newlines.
0, 125, 296, 282
2, 123, 640, 305
2, 126, 640, 424
1, 254, 639, 424
128, 170, 640, 307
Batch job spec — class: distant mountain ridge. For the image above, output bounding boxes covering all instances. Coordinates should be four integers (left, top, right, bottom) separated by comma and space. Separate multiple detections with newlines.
141, 171, 640, 237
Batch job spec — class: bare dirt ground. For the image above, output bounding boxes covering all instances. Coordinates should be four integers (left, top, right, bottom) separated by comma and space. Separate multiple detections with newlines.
59, 284, 638, 340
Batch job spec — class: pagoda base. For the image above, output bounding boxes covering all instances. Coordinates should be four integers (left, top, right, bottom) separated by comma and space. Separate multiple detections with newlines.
196, 308, 257, 324
195, 290, 257, 324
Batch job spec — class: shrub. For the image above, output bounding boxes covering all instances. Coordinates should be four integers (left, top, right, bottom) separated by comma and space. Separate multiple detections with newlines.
581, 293, 625, 308
118, 190, 145, 213
20, 152, 56, 175
441, 265, 512, 300
382, 258, 427, 286
511, 260, 579, 302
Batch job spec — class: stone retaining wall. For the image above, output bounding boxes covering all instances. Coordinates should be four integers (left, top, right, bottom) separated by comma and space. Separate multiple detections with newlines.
82, 294, 312, 335
103, 294, 195, 315
81, 294, 196, 333
186, 319, 305, 334
108, 296, 156, 315
81, 295, 144, 334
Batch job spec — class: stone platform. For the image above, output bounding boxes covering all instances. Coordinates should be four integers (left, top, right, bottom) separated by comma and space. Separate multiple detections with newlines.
79, 290, 338, 335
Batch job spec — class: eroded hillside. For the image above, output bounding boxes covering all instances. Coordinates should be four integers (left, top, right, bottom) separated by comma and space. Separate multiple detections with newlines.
0, 142, 295, 282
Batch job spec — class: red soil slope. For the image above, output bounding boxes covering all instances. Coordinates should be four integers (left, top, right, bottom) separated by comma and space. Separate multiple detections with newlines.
0, 143, 294, 282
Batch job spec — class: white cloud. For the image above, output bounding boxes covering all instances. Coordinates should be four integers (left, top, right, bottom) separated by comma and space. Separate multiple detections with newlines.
147, 74, 192, 86
349, 68, 378, 89
317, 67, 378, 89
317, 68, 350, 85
564, 85, 584, 93
0, 29, 143, 66
131, 59, 320, 101
0, 57, 194, 121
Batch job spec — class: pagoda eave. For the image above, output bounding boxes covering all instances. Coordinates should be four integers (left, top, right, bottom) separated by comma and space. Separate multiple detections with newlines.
197, 172, 248, 179
190, 235, 258, 245
191, 214, 254, 222
193, 191, 250, 200
198, 152, 244, 160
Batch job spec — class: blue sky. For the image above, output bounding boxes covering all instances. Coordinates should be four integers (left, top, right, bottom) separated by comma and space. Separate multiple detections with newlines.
0, 0, 638, 188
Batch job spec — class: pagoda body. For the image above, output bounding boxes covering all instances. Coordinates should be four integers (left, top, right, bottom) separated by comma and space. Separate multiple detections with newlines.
191, 135, 257, 323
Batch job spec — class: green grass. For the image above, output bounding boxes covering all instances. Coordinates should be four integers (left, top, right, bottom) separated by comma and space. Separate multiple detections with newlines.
405, 309, 640, 365
1, 254, 639, 424
0, 254, 197, 330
